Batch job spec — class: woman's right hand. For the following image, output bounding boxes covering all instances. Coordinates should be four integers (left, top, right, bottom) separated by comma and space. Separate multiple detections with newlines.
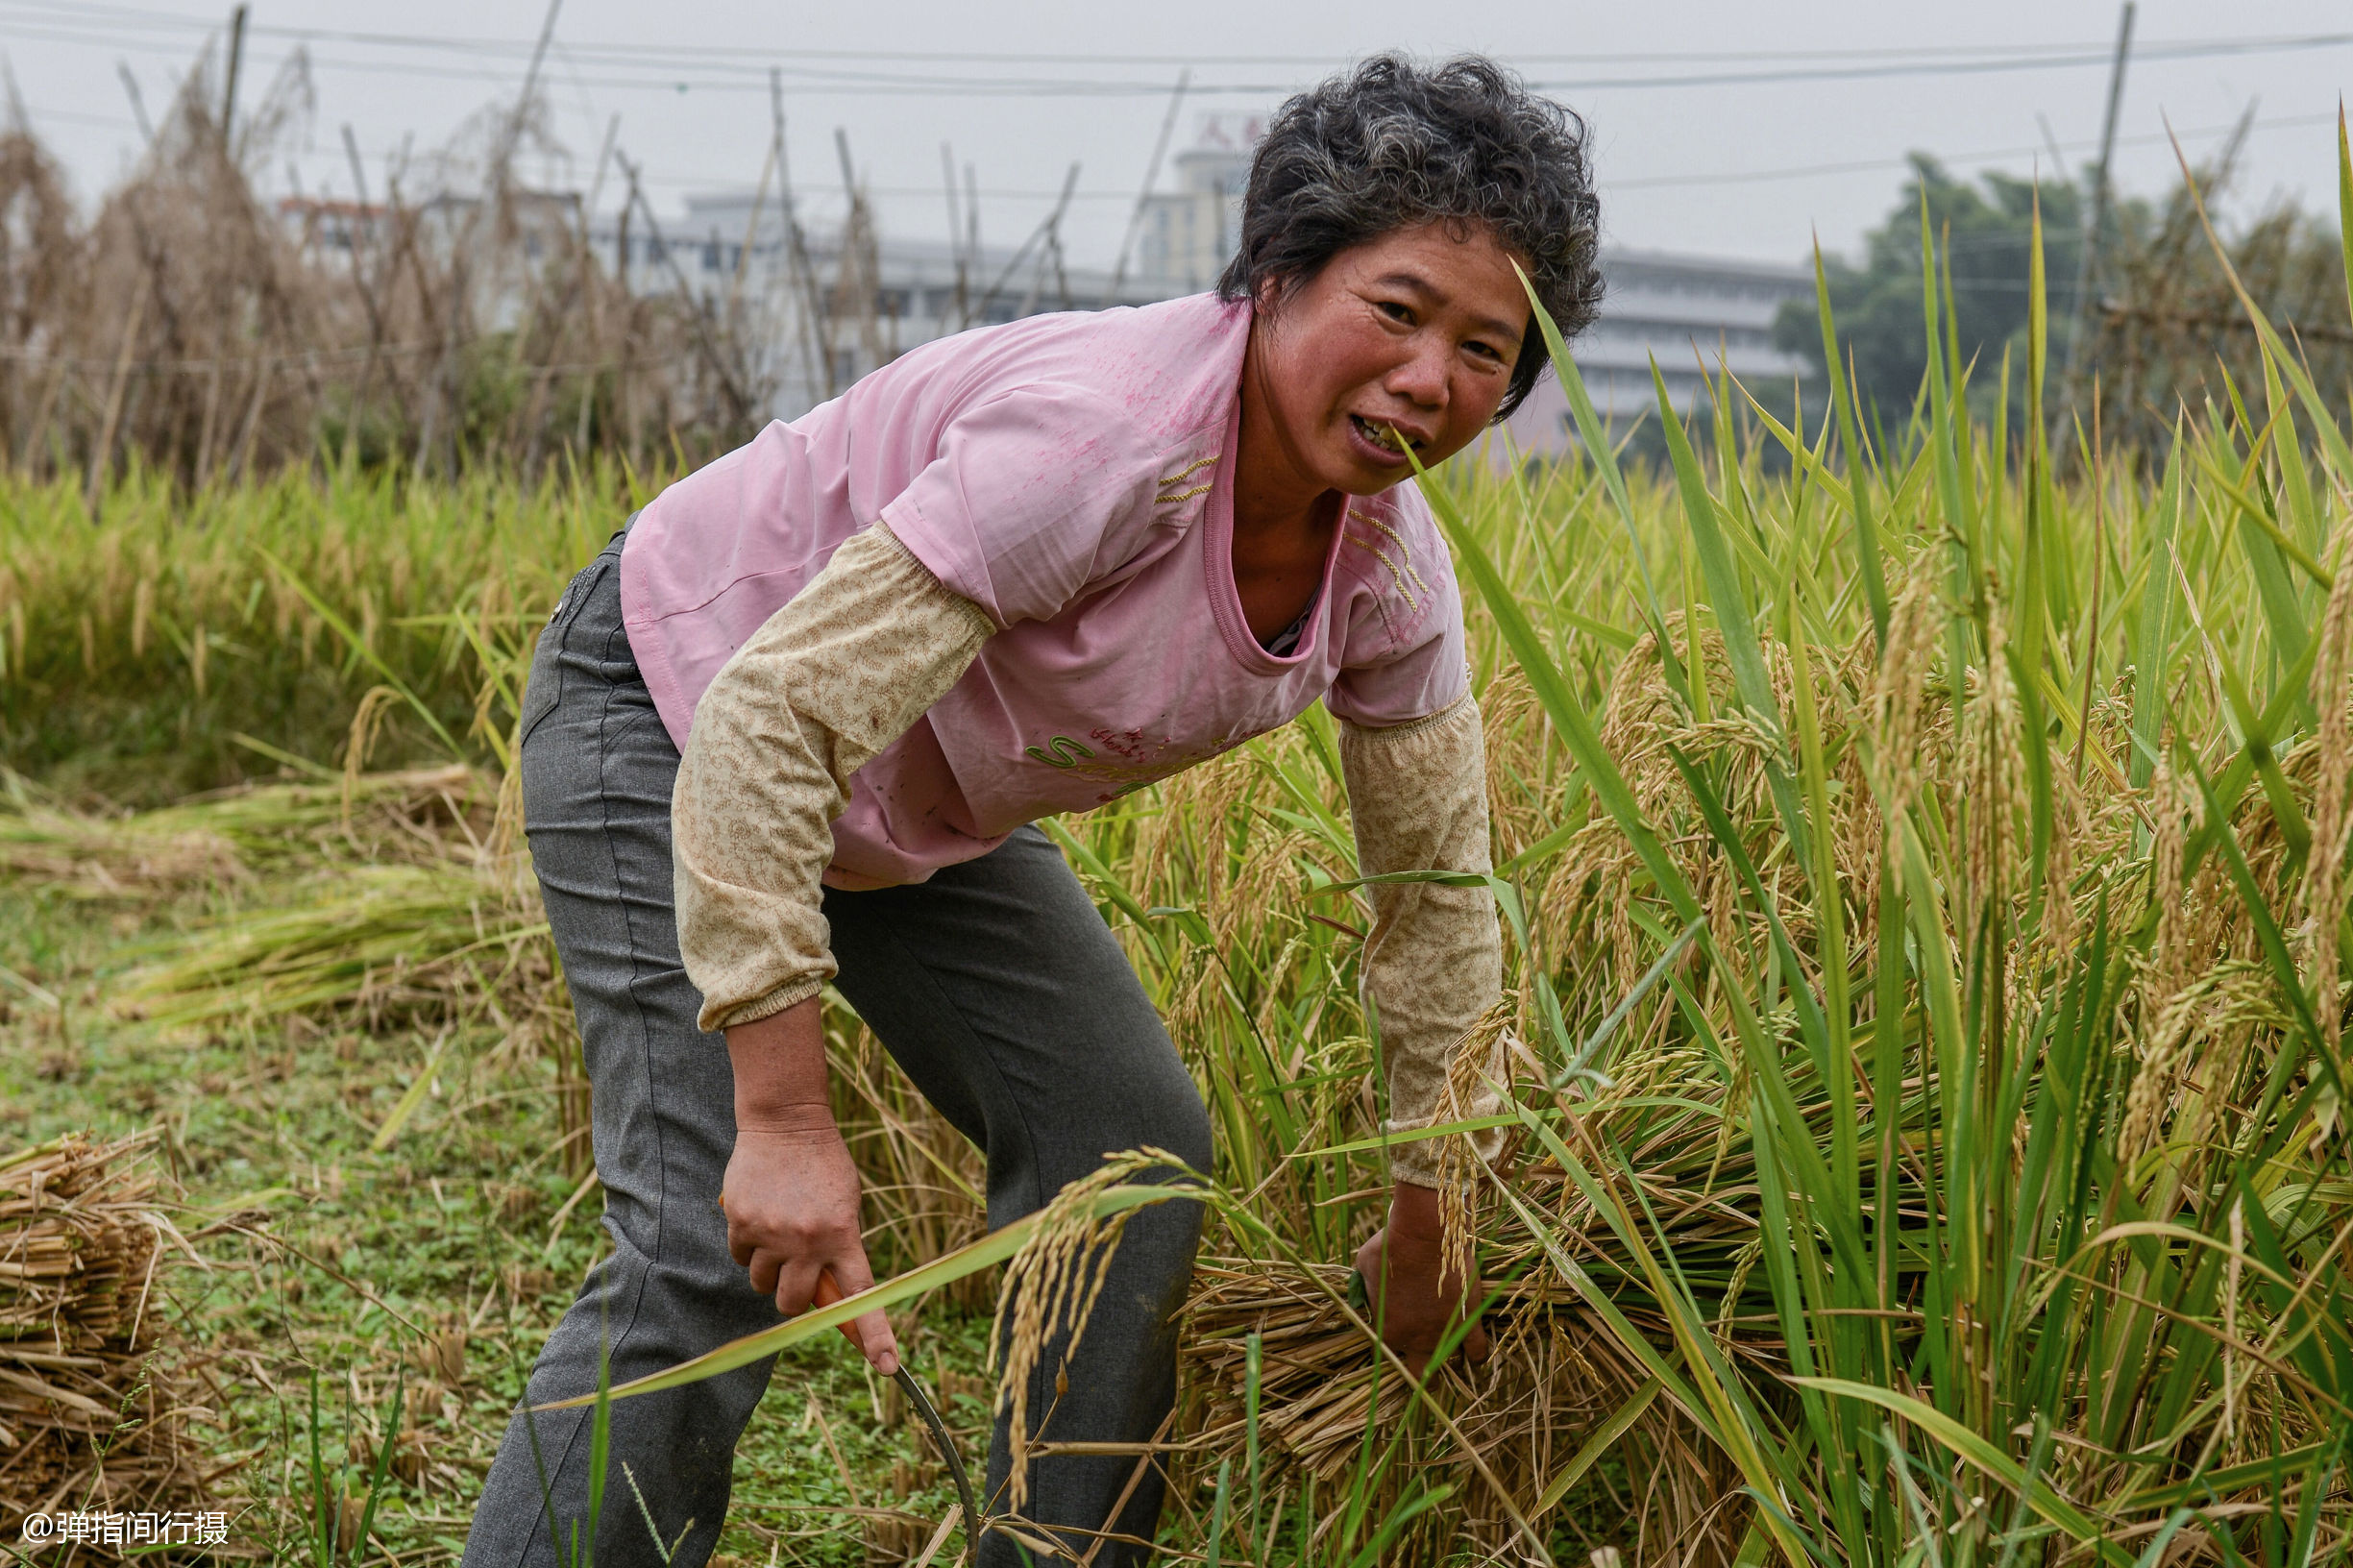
723, 998, 898, 1376
721, 1118, 899, 1375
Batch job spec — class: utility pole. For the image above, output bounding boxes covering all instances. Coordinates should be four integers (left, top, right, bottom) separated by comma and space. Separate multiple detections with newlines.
942, 142, 967, 328
770, 71, 824, 404
834, 128, 885, 375
220, 3, 248, 150
2062, 1, 2135, 401
964, 162, 981, 294
337, 123, 391, 474
730, 102, 781, 316
1102, 70, 1189, 306
617, 150, 754, 426
1017, 162, 1081, 317
117, 62, 154, 147
499, 0, 564, 182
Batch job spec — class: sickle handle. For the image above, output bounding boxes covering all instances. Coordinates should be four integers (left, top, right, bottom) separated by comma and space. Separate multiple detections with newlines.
811, 1268, 866, 1350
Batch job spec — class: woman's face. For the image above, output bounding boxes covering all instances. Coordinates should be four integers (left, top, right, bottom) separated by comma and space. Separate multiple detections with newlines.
1250, 221, 1528, 498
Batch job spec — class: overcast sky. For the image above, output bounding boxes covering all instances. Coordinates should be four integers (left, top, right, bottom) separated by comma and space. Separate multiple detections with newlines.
6, 0, 2348, 271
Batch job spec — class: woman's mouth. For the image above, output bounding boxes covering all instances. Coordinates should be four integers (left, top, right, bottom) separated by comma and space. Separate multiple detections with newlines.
1348, 414, 1423, 461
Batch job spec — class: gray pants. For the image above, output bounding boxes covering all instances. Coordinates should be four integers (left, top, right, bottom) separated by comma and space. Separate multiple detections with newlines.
461, 534, 1211, 1568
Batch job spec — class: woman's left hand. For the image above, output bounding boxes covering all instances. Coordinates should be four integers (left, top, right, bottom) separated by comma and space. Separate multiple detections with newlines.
1353, 1182, 1490, 1381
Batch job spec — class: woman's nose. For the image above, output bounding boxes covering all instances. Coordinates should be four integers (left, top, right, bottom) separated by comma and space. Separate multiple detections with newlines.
1385, 343, 1450, 407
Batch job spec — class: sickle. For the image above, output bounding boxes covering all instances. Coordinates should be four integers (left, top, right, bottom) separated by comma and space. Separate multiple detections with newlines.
813, 1269, 982, 1565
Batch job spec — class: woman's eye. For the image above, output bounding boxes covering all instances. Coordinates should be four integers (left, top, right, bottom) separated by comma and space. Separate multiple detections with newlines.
1377, 300, 1414, 324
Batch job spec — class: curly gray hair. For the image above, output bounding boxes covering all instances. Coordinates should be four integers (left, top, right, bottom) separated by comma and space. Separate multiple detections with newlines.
1217, 54, 1603, 420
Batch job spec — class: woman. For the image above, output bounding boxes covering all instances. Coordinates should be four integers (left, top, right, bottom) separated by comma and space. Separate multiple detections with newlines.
465, 54, 1600, 1568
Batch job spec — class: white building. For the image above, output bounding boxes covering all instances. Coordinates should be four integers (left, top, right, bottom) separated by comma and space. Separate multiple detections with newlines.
1131, 114, 1262, 294
1493, 249, 1815, 461
603, 188, 1176, 417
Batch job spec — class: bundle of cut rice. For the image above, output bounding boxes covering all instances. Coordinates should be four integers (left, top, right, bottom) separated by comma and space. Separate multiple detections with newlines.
0, 1133, 235, 1540
0, 763, 490, 898
1175, 1162, 1778, 1560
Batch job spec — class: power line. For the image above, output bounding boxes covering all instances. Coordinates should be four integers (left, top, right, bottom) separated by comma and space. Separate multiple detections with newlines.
5, 6, 2348, 98
24, 92, 2331, 215
6, 0, 2337, 66
1605, 110, 2343, 191
13, 5, 2341, 240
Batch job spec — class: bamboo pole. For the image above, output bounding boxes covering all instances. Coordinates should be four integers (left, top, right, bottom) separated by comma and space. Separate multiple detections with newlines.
85, 274, 153, 516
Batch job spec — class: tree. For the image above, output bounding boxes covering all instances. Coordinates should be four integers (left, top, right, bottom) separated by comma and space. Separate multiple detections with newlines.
1773, 156, 2086, 429
2085, 181, 2349, 452
1774, 142, 2350, 453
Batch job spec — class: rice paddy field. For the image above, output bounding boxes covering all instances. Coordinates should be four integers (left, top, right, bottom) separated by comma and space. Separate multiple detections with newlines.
5, 169, 2353, 1565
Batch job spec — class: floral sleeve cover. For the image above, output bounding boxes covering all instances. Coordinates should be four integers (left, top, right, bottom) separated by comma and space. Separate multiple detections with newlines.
1339, 695, 1506, 1188
673, 525, 993, 1031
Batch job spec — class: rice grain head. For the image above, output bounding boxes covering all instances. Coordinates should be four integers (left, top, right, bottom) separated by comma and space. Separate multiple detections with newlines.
990, 1148, 1200, 1514
1866, 575, 1943, 825
1432, 993, 1519, 1284
2301, 487, 2353, 1042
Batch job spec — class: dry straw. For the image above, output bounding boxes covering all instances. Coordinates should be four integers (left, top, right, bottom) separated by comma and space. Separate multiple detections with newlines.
0, 1133, 235, 1529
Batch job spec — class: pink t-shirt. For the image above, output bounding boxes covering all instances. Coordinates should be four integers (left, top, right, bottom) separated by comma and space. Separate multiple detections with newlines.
620, 291, 1468, 891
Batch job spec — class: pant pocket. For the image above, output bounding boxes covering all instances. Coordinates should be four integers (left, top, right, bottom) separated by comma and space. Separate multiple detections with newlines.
516, 645, 563, 751
520, 565, 599, 747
